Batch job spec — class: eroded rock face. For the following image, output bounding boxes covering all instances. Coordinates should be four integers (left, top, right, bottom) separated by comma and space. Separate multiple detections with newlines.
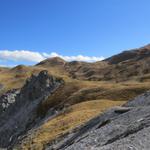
0, 89, 20, 114
0, 70, 64, 149
47, 91, 150, 150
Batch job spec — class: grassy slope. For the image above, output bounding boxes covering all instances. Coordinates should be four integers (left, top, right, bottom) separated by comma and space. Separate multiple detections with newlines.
39, 80, 150, 116
1, 65, 150, 149
18, 100, 125, 150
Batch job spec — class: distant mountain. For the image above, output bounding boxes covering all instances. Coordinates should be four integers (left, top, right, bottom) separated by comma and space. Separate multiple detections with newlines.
34, 44, 150, 82
36, 57, 66, 67
106, 44, 150, 64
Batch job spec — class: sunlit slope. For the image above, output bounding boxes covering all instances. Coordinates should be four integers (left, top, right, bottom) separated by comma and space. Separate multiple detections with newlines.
17, 99, 125, 150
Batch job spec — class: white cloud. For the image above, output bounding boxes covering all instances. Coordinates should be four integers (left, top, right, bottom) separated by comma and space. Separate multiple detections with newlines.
0, 50, 45, 62
43, 52, 104, 62
0, 50, 104, 64
0, 64, 16, 68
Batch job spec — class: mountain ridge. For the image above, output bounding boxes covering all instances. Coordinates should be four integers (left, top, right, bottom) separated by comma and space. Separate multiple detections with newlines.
0, 44, 150, 149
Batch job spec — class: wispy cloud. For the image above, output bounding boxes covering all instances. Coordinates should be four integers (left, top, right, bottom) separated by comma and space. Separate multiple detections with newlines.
0, 64, 16, 68
0, 50, 45, 62
0, 50, 104, 66
43, 52, 104, 62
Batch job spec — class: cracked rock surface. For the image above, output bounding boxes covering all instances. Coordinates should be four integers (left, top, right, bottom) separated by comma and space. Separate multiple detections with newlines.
47, 91, 150, 150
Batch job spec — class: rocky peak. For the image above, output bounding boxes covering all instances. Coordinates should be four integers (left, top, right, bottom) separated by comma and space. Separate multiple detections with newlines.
0, 70, 64, 148
19, 70, 63, 101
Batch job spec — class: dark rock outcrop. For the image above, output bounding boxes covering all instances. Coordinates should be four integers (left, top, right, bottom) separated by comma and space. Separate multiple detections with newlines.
0, 70, 64, 149
47, 91, 150, 150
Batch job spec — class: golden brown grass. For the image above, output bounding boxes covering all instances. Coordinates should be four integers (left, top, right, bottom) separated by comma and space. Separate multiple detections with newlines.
18, 99, 125, 150
38, 79, 150, 117
1, 65, 150, 150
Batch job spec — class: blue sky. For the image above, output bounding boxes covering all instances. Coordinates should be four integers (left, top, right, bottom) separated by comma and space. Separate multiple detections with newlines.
0, 0, 150, 66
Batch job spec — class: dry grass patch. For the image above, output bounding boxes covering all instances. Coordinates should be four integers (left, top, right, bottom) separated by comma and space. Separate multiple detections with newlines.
19, 99, 125, 150
38, 79, 150, 117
